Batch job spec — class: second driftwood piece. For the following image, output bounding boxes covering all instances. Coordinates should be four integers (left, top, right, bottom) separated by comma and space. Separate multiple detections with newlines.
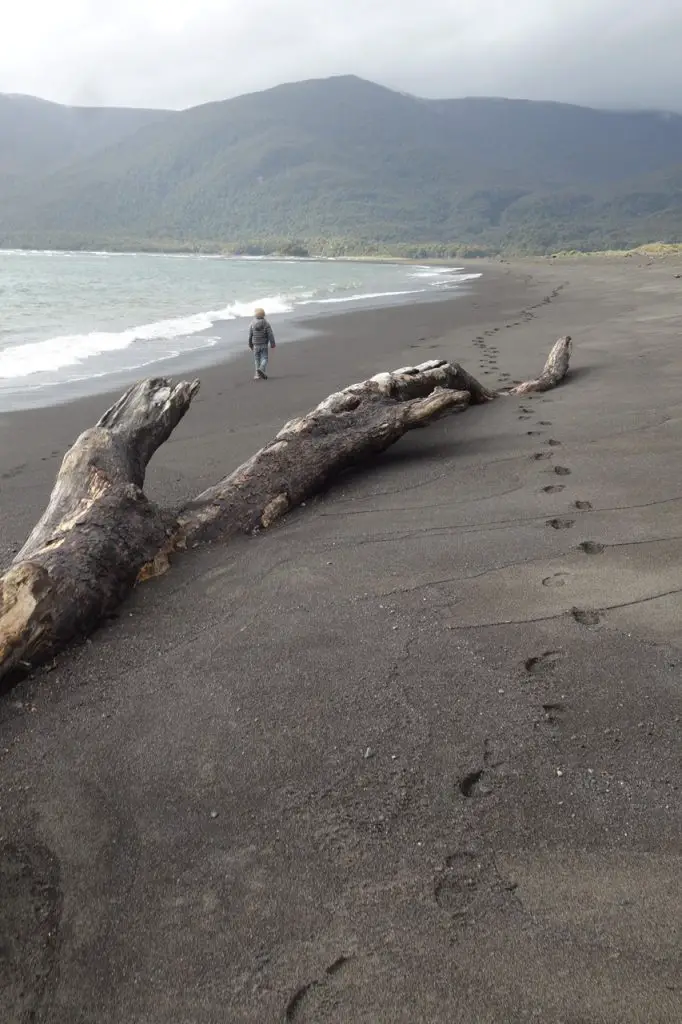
171, 340, 572, 548
155, 359, 480, 560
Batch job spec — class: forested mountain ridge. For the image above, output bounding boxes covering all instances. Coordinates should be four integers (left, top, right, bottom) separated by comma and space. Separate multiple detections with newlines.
2, 76, 682, 253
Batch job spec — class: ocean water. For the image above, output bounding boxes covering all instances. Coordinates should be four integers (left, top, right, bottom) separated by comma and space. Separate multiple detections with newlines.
0, 250, 481, 410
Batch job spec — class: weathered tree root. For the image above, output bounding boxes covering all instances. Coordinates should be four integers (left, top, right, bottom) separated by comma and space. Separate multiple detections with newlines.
0, 378, 198, 683
0, 339, 572, 684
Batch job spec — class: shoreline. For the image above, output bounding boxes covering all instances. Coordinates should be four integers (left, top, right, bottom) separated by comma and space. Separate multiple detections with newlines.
2, 252, 682, 1021
0, 258, 488, 414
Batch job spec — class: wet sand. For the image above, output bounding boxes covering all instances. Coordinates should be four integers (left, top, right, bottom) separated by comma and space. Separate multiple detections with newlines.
1, 255, 681, 1022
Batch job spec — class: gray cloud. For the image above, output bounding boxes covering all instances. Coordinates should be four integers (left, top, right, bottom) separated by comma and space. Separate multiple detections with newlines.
2, 0, 682, 111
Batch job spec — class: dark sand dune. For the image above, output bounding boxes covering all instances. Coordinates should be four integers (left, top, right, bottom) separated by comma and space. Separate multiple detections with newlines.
1, 257, 681, 1022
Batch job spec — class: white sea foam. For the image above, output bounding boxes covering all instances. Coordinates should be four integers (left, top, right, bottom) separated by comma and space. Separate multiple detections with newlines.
222, 293, 295, 318
446, 272, 482, 283
302, 288, 424, 305
0, 313, 213, 379
408, 267, 484, 285
0, 293, 299, 379
0, 248, 141, 259
299, 273, 481, 306
409, 265, 465, 279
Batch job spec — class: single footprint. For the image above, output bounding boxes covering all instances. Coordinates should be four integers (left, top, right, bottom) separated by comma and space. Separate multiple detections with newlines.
1, 463, 27, 480
434, 852, 490, 913
458, 768, 490, 799
579, 541, 604, 555
546, 517, 575, 530
554, 466, 571, 476
542, 572, 570, 587
527, 430, 543, 436
533, 452, 553, 462
542, 484, 565, 493
326, 956, 352, 977
284, 958, 354, 1020
542, 701, 567, 724
574, 500, 593, 511
537, 421, 552, 426
546, 439, 562, 447
525, 650, 563, 673
572, 607, 602, 626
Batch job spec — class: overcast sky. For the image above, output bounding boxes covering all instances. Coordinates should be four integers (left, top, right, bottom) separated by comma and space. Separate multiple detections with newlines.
2, 0, 681, 112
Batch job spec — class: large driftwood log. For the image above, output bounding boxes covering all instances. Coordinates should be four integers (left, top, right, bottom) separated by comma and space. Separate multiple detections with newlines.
0, 339, 572, 683
0, 378, 198, 683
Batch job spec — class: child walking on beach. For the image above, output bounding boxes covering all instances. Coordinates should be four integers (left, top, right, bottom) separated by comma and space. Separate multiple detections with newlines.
248, 307, 276, 379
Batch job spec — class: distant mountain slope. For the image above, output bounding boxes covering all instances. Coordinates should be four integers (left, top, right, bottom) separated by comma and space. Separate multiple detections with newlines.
2, 77, 682, 252
0, 93, 171, 182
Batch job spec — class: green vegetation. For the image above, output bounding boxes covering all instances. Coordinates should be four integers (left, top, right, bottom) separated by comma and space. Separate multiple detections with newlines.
551, 242, 682, 258
2, 77, 682, 256
0, 229, 497, 260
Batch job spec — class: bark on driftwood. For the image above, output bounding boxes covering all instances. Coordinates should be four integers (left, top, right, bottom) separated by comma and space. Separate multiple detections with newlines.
0, 378, 198, 683
0, 339, 572, 684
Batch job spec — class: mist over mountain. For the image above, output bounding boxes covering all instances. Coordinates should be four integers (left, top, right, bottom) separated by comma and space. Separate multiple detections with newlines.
0, 93, 168, 181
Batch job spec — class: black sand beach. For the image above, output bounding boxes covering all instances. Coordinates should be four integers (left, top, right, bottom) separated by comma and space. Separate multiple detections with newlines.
1, 256, 681, 1022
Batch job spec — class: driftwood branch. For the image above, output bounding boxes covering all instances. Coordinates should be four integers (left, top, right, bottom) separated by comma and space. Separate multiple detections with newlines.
506, 335, 572, 395
0, 339, 573, 684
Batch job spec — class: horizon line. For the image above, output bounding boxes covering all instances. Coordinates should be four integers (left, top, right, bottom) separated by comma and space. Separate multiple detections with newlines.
2, 75, 679, 118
